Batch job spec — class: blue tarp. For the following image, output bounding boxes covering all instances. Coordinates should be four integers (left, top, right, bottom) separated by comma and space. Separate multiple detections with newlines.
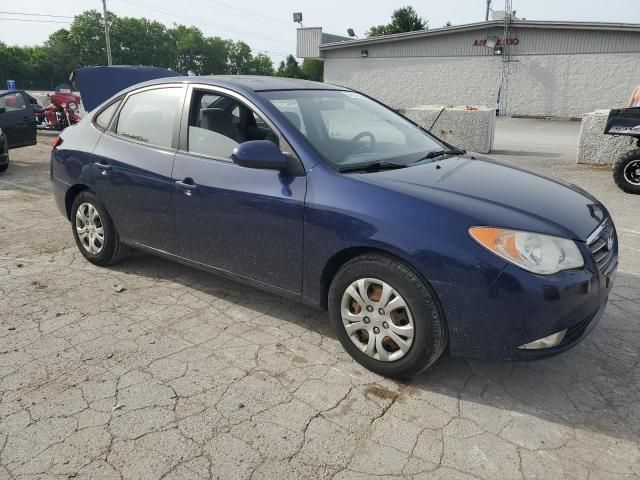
71, 66, 181, 112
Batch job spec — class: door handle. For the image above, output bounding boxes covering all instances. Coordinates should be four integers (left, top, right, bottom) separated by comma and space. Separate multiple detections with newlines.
175, 178, 197, 194
94, 162, 112, 171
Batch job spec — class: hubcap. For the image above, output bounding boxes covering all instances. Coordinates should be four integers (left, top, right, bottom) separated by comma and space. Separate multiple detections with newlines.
75, 202, 105, 255
341, 278, 415, 362
623, 159, 640, 186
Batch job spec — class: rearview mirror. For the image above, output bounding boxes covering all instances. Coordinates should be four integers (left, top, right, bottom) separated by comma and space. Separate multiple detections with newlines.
232, 140, 288, 171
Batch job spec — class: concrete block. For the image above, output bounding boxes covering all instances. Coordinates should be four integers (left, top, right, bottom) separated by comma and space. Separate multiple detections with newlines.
576, 110, 636, 165
404, 105, 496, 154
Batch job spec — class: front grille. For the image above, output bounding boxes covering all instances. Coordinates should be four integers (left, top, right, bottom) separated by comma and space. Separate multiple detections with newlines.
587, 219, 617, 276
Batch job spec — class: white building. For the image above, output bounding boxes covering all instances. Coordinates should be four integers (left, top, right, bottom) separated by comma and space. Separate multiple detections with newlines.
296, 20, 640, 118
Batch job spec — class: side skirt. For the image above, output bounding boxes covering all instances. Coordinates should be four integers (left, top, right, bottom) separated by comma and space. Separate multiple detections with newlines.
127, 241, 314, 307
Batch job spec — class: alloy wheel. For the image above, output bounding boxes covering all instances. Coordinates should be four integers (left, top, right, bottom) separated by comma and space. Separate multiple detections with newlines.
75, 202, 105, 254
340, 277, 415, 362
623, 159, 640, 186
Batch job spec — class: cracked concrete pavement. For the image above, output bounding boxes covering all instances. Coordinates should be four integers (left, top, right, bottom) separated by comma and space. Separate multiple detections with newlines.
1, 120, 640, 479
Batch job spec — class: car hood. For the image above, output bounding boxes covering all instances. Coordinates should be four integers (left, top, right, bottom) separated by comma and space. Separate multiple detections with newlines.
356, 155, 606, 242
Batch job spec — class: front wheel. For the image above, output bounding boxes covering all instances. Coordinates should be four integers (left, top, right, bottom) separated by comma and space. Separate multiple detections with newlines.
328, 254, 447, 378
70, 191, 128, 266
613, 149, 640, 195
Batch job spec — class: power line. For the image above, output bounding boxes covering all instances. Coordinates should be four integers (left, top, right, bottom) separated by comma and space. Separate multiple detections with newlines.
0, 10, 75, 19
0, 17, 71, 24
185, 0, 291, 28
121, 0, 295, 48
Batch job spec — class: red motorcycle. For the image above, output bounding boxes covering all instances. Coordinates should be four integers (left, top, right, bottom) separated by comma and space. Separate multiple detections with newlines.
36, 89, 82, 131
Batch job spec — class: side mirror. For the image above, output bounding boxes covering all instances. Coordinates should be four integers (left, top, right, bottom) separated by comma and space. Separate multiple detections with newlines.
232, 140, 288, 171
0, 107, 5, 114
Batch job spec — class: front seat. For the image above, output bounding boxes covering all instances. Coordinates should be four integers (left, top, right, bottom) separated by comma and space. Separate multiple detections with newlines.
200, 108, 244, 143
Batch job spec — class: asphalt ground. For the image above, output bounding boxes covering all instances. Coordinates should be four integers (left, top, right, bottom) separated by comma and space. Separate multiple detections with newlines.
1, 119, 639, 479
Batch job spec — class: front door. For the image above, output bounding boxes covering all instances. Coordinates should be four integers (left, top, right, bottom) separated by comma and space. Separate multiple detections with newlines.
92, 86, 185, 253
172, 87, 306, 293
0, 91, 37, 148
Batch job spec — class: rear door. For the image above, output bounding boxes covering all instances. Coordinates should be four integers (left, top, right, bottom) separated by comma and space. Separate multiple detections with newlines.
0, 91, 37, 148
92, 85, 186, 253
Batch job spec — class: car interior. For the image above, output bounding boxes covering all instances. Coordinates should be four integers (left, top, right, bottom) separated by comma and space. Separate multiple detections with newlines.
188, 92, 279, 159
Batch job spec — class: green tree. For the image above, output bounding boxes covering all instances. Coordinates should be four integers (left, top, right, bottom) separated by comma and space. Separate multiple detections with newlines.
227, 41, 253, 74
169, 25, 206, 75
301, 59, 323, 82
0, 9, 291, 88
366, 6, 427, 37
246, 53, 274, 76
110, 16, 175, 67
276, 55, 305, 79
202, 37, 229, 74
66, 10, 110, 67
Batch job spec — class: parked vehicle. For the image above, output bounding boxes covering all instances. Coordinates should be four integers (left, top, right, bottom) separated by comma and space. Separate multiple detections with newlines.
0, 128, 8, 173
37, 90, 81, 131
605, 107, 640, 194
51, 75, 617, 377
0, 90, 38, 172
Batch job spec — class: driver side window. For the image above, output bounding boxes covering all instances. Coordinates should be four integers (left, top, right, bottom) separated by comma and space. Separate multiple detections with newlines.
187, 90, 278, 160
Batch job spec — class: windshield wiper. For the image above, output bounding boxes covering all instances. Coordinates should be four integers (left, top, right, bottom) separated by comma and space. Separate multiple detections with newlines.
414, 149, 463, 163
338, 161, 408, 173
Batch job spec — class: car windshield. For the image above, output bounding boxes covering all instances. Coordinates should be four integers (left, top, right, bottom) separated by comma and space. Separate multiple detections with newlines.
259, 89, 445, 169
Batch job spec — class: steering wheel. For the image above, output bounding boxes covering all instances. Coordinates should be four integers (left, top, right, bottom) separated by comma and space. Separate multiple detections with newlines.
346, 131, 376, 156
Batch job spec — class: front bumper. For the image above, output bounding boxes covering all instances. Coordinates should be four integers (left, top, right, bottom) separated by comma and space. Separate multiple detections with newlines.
439, 242, 617, 360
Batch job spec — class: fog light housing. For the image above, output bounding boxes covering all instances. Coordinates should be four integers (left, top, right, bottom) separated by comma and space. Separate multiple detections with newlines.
518, 329, 567, 350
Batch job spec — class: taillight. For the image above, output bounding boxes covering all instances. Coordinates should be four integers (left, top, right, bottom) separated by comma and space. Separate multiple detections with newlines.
52, 136, 63, 149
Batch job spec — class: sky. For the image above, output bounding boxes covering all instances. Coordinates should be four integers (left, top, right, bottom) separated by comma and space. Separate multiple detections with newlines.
1, 0, 640, 63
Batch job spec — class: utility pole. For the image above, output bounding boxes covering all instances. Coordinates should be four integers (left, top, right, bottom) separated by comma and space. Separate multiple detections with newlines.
101, 0, 113, 65
485, 0, 492, 21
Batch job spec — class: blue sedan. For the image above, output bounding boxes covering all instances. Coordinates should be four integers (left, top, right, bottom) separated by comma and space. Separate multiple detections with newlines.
51, 75, 617, 377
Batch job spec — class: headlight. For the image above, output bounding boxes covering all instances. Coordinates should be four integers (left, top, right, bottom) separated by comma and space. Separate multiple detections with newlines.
68, 102, 77, 111
469, 227, 584, 275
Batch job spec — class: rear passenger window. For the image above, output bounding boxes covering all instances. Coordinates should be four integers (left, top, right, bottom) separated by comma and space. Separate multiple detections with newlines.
115, 88, 183, 148
187, 90, 278, 160
94, 99, 122, 130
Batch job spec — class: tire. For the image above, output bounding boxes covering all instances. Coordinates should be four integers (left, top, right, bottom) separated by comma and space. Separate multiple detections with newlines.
613, 149, 640, 195
328, 253, 447, 378
0, 138, 8, 173
70, 191, 128, 266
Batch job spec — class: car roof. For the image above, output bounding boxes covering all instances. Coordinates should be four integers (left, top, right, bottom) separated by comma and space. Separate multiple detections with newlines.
134, 75, 349, 94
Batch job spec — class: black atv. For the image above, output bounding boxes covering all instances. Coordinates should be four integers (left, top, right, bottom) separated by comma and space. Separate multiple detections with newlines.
605, 107, 640, 194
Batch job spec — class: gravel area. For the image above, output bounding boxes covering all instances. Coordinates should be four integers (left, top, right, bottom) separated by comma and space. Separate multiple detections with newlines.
1, 120, 639, 480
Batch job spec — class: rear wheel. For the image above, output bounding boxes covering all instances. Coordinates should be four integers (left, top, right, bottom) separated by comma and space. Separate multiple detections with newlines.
328, 253, 447, 378
613, 149, 640, 195
70, 191, 128, 266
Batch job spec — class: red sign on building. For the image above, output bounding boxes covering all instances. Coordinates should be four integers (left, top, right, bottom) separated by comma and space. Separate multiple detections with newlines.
473, 38, 519, 46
